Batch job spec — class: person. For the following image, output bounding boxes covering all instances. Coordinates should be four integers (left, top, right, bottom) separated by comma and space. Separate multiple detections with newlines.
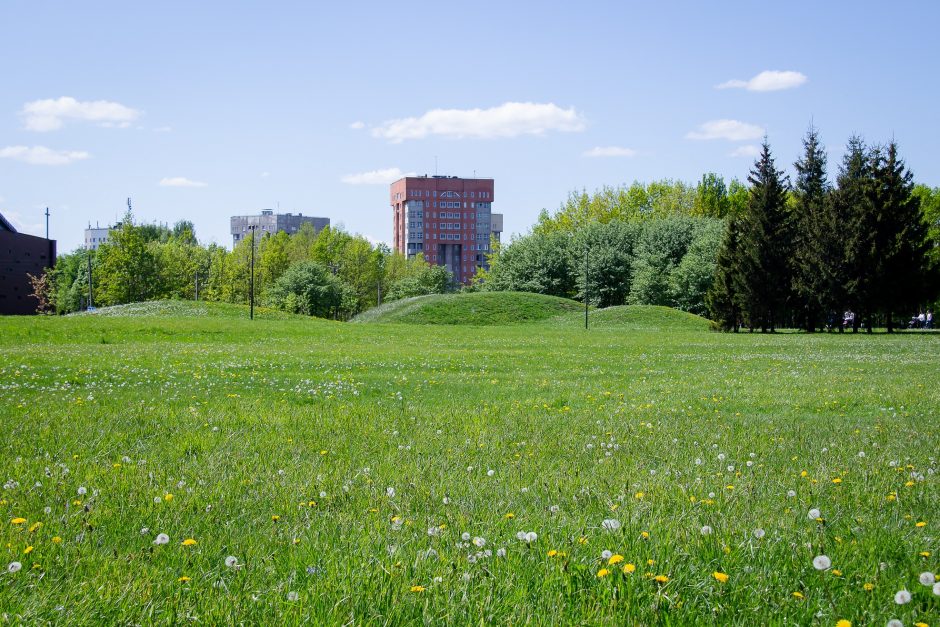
843, 310, 855, 328
927, 310, 934, 329
917, 311, 926, 328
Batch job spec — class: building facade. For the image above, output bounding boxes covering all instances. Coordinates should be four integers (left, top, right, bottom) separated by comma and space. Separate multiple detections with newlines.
84, 223, 113, 250
390, 175, 503, 283
230, 210, 330, 247
0, 212, 56, 315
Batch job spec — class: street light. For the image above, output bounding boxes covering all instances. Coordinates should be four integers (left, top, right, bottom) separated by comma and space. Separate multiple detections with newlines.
249, 225, 257, 320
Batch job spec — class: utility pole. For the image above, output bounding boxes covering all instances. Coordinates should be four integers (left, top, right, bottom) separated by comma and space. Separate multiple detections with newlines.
584, 241, 589, 330
195, 271, 199, 301
87, 249, 94, 310
45, 207, 50, 239
249, 226, 256, 320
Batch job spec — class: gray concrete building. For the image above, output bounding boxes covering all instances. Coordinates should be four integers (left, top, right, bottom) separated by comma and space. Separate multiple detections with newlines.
230, 210, 330, 247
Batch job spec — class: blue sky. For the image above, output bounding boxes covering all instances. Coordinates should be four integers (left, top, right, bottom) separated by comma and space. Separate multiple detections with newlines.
1, 1, 938, 253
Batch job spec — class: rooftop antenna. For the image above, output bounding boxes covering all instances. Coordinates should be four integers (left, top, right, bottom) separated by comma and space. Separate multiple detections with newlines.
127, 197, 132, 213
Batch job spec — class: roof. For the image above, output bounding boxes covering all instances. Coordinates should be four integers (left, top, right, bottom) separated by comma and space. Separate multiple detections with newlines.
0, 212, 17, 233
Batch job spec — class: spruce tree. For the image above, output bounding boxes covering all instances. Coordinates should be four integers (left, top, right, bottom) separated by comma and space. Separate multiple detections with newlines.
838, 137, 877, 332
791, 127, 830, 331
707, 217, 742, 331
736, 140, 792, 332
869, 141, 929, 332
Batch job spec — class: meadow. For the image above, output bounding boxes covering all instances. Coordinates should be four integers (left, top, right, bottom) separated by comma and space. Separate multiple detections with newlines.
0, 297, 938, 625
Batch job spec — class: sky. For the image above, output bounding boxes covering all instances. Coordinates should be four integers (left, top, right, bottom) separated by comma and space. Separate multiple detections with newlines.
1, 1, 938, 254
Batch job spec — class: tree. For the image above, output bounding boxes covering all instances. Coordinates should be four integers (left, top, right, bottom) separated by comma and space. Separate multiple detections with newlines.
838, 137, 877, 331
386, 258, 452, 301
869, 142, 930, 332
708, 218, 744, 331
693, 173, 730, 218
267, 261, 353, 319
95, 212, 158, 305
790, 126, 831, 331
736, 140, 792, 332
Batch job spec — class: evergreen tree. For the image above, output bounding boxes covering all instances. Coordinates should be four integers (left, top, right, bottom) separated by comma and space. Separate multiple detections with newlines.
838, 137, 877, 332
791, 126, 831, 331
736, 140, 792, 332
707, 217, 743, 331
869, 141, 929, 331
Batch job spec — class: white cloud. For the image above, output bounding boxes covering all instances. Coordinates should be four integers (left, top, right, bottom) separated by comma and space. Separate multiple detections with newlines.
371, 102, 586, 142
686, 119, 765, 141
341, 167, 415, 185
159, 177, 207, 188
0, 145, 90, 165
716, 70, 807, 92
21, 96, 141, 132
349, 121, 365, 130
583, 146, 637, 158
364, 234, 391, 247
729, 144, 761, 158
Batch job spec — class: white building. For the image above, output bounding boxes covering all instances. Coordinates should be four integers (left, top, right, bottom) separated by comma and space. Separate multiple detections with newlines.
84, 223, 113, 250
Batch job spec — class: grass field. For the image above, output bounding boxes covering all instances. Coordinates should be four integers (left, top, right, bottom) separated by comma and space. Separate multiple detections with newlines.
1, 298, 938, 625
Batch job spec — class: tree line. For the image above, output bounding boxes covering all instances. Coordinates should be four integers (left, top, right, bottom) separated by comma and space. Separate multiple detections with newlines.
708, 131, 938, 332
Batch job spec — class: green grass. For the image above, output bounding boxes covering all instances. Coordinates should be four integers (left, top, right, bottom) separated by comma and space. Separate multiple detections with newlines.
351, 291, 585, 325
0, 304, 938, 625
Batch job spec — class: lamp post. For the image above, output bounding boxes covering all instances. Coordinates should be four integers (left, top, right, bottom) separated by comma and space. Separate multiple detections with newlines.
584, 238, 589, 330
249, 225, 257, 320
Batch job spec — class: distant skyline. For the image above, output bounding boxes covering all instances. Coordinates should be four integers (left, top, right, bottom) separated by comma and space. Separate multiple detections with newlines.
1, 1, 938, 253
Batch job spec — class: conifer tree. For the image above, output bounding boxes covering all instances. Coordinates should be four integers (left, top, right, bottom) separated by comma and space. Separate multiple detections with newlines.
791, 127, 831, 331
869, 141, 929, 332
736, 140, 792, 332
707, 217, 742, 331
838, 137, 877, 332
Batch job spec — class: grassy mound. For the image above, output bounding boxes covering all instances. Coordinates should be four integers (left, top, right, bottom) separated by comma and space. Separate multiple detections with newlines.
75, 299, 300, 320
550, 304, 712, 331
352, 291, 584, 325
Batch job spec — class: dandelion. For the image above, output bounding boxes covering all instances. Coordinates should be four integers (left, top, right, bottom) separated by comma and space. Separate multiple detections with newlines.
836, 621, 851, 627
813, 555, 831, 570
182, 538, 197, 546
487, 469, 495, 477
154, 533, 170, 545
915, 521, 926, 527
713, 571, 728, 583
11, 518, 26, 525
524, 531, 537, 543
472, 537, 485, 548
461, 532, 471, 542
410, 585, 426, 592
225, 556, 238, 568
893, 589, 911, 604
654, 575, 669, 584
23, 546, 33, 555
52, 536, 61, 544
178, 576, 191, 583
442, 496, 451, 505
634, 492, 644, 500
601, 519, 621, 531
164, 493, 173, 502
271, 515, 280, 522
640, 531, 650, 539
608, 554, 624, 566
7, 561, 22, 573
77, 486, 87, 496
623, 563, 636, 574
601, 550, 613, 560
385, 487, 395, 498
787, 490, 796, 497
792, 591, 804, 599
753, 528, 765, 539
933, 581, 940, 596
596, 568, 610, 578
28, 522, 41, 533
496, 548, 506, 558
700, 525, 713, 535
919, 571, 935, 586
153, 497, 162, 504
808, 508, 821, 521
287, 591, 299, 602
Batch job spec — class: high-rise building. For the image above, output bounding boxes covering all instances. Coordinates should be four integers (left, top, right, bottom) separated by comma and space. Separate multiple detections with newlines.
84, 222, 113, 250
230, 210, 330, 247
390, 175, 503, 283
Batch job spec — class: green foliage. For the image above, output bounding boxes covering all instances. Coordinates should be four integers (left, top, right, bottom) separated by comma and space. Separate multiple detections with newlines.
386, 257, 452, 301
266, 260, 355, 319
95, 212, 159, 306
352, 291, 583, 325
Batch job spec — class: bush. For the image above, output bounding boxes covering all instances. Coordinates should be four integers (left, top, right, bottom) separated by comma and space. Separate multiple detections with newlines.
267, 261, 355, 319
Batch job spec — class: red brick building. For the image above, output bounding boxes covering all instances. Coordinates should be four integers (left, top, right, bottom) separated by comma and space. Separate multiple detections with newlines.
390, 175, 502, 283
0, 212, 57, 315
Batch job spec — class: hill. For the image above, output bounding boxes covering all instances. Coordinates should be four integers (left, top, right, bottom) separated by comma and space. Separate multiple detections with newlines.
351, 291, 584, 325
551, 304, 712, 331
74, 299, 301, 320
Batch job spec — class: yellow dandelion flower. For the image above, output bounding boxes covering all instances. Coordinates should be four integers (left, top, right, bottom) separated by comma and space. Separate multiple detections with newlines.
723, 545, 731, 555
792, 591, 804, 599
410, 585, 425, 593
654, 575, 669, 584
11, 518, 26, 525
919, 551, 931, 557
578, 536, 588, 545
836, 620, 851, 627
308, 501, 317, 507
504, 512, 515, 519
623, 563, 636, 574
547, 550, 558, 558
319, 450, 328, 455
915, 521, 926, 527
178, 576, 191, 583
800, 470, 808, 478
608, 554, 624, 566
610, 503, 619, 511
164, 493, 173, 502
28, 522, 41, 533
914, 622, 929, 627
886, 493, 896, 501
596, 568, 611, 578
52, 536, 61, 544
647, 559, 655, 566
640, 531, 650, 539
181, 538, 197, 546
293, 538, 300, 545
634, 492, 645, 500
726, 485, 734, 490
23, 546, 33, 555
712, 571, 728, 583
272, 515, 280, 522
832, 569, 842, 576
905, 480, 915, 487
832, 478, 842, 484
72, 500, 82, 506
863, 582, 874, 591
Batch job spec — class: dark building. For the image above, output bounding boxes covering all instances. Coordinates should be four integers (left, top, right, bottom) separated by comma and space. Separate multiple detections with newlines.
230, 210, 330, 247
0, 212, 57, 315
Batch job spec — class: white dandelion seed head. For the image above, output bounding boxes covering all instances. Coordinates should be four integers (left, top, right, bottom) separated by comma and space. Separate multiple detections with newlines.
753, 528, 765, 539
442, 496, 450, 505
718, 453, 726, 461
77, 486, 87, 496
808, 508, 821, 521
695, 458, 703, 465
154, 533, 170, 545
427, 526, 440, 537
858, 451, 866, 457
462, 573, 471, 582
601, 550, 613, 560
700, 525, 713, 535
749, 452, 756, 458
287, 591, 299, 602
893, 589, 911, 604
472, 537, 485, 548
7, 561, 22, 573
318, 491, 326, 498
225, 556, 238, 568
933, 581, 940, 596
496, 548, 507, 558
746, 461, 754, 467
524, 531, 538, 543
520, 487, 529, 493
516, 531, 526, 541
385, 487, 395, 498
140, 527, 149, 535
43, 506, 52, 514
466, 466, 473, 472
787, 490, 796, 498
461, 532, 471, 542
433, 576, 443, 583
919, 571, 935, 586
601, 518, 621, 531
549, 505, 560, 514
153, 497, 162, 504
487, 469, 495, 477
812, 555, 831, 570
886, 620, 903, 627
708, 492, 716, 499
467, 554, 477, 564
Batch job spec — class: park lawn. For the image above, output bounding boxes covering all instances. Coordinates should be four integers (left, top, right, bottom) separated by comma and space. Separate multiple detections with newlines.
0, 305, 938, 625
